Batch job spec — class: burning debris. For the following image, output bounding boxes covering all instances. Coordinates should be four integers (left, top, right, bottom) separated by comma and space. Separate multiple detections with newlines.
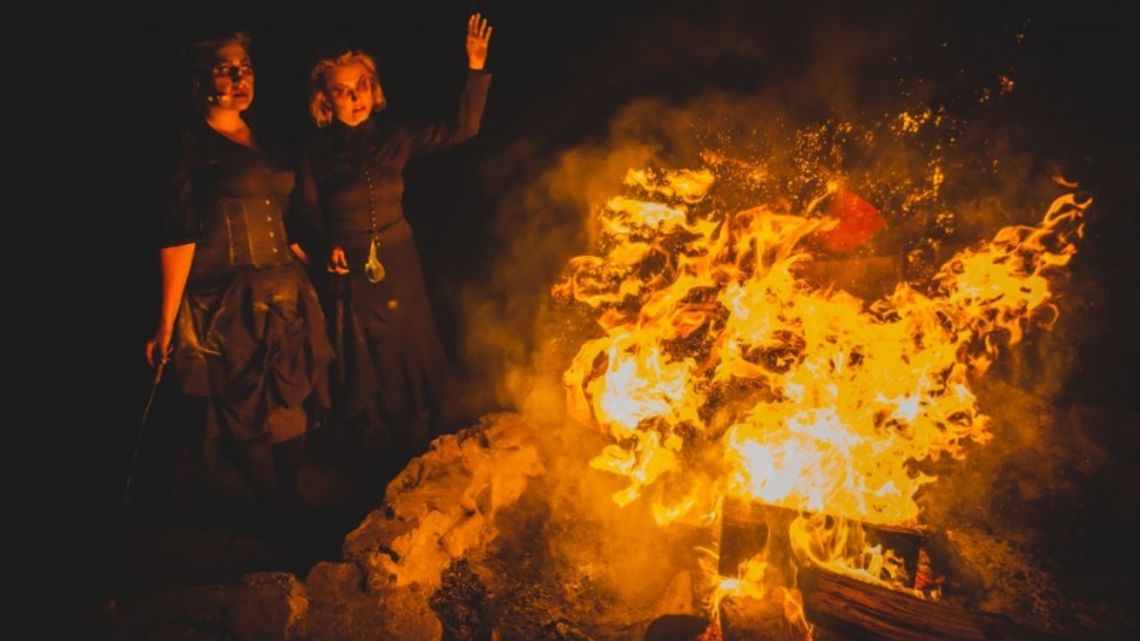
547, 152, 1088, 637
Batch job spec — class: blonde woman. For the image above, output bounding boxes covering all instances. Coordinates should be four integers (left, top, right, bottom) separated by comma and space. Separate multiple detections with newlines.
296, 14, 492, 482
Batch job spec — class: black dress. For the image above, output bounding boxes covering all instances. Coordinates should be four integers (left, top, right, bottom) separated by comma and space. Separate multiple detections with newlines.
161, 119, 333, 458
297, 70, 491, 454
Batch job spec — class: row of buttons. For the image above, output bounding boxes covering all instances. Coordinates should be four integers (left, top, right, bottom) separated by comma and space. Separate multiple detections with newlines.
361, 165, 378, 241
267, 198, 278, 253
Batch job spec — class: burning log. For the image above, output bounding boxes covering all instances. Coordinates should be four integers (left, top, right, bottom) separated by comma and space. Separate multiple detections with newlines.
717, 497, 1076, 640
719, 497, 928, 591
797, 567, 1072, 641
644, 614, 711, 641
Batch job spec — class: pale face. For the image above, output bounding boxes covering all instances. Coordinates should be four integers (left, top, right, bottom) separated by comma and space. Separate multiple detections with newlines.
208, 42, 254, 112
326, 62, 375, 127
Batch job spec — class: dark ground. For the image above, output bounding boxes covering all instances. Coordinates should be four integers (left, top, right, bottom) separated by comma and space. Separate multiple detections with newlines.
14, 1, 1138, 638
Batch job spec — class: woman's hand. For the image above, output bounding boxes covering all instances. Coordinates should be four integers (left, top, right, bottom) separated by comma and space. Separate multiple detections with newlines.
145, 326, 173, 369
289, 242, 310, 265
466, 13, 492, 71
327, 245, 350, 275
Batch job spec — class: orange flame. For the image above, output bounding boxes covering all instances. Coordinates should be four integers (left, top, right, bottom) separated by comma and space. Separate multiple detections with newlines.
554, 162, 1087, 622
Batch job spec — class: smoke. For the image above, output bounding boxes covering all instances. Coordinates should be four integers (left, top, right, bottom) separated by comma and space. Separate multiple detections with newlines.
453, 0, 1105, 619
425, 2, 1125, 634
460, 0, 1074, 408
532, 413, 716, 613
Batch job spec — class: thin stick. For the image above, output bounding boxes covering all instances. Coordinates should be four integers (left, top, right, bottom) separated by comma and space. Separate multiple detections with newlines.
122, 360, 166, 511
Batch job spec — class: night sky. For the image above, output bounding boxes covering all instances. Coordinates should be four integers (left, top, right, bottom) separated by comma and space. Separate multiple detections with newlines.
23, 0, 1138, 632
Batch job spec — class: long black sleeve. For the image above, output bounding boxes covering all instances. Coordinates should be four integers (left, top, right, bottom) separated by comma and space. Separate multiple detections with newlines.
406, 70, 492, 155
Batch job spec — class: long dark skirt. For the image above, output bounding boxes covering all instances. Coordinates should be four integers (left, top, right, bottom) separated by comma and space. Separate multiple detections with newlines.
174, 262, 334, 450
323, 235, 449, 456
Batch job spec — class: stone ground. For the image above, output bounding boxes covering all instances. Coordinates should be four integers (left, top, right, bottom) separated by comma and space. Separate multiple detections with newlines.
59, 400, 1140, 641
66, 423, 399, 641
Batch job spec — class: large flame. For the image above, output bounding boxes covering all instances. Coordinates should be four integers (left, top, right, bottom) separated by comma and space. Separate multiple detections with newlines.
554, 161, 1087, 630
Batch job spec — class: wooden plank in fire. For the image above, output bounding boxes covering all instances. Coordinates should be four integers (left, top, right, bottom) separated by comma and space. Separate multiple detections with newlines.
718, 497, 928, 586
799, 567, 1073, 641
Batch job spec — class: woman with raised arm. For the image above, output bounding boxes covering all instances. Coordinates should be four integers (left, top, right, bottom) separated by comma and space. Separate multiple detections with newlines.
298, 14, 492, 483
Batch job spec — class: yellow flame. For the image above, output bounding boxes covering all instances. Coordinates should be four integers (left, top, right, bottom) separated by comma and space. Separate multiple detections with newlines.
555, 163, 1088, 626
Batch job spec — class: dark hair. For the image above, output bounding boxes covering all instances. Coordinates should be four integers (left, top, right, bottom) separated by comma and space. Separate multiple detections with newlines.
187, 31, 251, 71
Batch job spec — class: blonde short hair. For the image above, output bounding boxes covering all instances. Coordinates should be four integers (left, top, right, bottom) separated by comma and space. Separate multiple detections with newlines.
308, 50, 387, 127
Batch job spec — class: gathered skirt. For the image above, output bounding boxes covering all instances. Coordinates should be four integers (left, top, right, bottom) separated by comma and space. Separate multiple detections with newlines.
174, 262, 334, 445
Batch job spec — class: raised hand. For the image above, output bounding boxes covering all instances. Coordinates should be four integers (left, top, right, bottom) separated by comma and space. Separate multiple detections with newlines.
466, 13, 492, 71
